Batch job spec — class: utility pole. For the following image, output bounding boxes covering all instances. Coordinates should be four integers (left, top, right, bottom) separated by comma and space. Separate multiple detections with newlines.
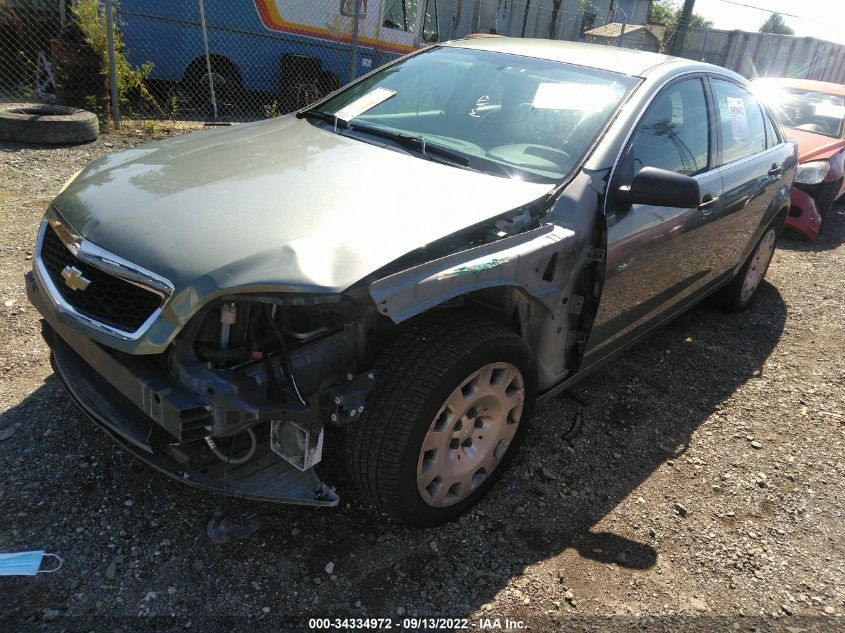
349, 0, 362, 83
198, 0, 218, 121
669, 0, 695, 57
105, 0, 120, 129
615, 5, 628, 48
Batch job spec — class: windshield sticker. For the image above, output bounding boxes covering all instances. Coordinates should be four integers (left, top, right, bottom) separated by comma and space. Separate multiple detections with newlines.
333, 87, 396, 122
725, 96, 748, 140
532, 83, 613, 112
815, 101, 845, 119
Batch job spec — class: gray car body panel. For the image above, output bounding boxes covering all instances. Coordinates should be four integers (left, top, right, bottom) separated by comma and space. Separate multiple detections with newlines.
370, 224, 576, 321
51, 114, 551, 353
36, 39, 765, 366
27, 38, 797, 507
370, 169, 605, 391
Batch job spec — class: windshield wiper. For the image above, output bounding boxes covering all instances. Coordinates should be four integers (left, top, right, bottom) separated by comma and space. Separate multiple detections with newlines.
297, 109, 348, 129
348, 123, 475, 169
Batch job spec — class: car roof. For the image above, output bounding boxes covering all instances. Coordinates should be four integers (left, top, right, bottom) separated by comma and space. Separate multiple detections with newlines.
445, 37, 697, 77
750, 76, 845, 96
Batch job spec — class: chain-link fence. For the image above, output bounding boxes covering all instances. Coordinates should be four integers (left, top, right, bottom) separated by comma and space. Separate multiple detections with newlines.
0, 1, 68, 103
481, 3, 607, 43
114, 0, 376, 122
3, 0, 845, 127
0, 0, 436, 122
0, 0, 626, 123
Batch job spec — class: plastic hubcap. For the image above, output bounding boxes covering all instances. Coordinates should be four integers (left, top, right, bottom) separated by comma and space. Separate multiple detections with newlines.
416, 362, 525, 508
741, 228, 776, 303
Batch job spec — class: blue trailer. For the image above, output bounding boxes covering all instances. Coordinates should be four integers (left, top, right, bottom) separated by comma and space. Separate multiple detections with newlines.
118, 0, 441, 112
116, 0, 633, 115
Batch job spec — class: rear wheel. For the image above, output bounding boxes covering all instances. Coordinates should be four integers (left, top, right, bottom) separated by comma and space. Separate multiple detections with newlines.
714, 225, 778, 312
346, 314, 536, 527
182, 59, 242, 117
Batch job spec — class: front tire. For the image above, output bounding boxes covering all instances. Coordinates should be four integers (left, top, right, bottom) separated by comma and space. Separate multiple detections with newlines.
346, 314, 536, 527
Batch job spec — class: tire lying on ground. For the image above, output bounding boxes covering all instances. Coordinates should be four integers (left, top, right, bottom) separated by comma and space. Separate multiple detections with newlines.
0, 104, 99, 144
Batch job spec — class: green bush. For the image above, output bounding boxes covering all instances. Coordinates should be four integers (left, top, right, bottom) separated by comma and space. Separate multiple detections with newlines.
70, 0, 159, 117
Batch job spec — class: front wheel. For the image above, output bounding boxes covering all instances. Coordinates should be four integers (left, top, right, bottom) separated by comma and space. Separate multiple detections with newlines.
714, 225, 778, 312
345, 314, 536, 527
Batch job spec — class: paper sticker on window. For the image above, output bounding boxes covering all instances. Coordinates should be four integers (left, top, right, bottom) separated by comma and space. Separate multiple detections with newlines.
333, 87, 396, 122
726, 96, 748, 140
532, 83, 613, 112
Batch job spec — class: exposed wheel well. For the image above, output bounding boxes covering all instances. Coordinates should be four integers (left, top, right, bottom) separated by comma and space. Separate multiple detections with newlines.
406, 286, 538, 338
835, 177, 845, 203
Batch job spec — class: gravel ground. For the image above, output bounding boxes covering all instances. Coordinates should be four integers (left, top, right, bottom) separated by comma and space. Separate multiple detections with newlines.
1, 130, 844, 633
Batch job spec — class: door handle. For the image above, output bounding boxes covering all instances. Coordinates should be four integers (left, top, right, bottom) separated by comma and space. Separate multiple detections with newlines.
768, 164, 782, 176
698, 195, 720, 211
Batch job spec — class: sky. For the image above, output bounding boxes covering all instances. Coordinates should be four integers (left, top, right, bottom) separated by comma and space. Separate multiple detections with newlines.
689, 0, 845, 46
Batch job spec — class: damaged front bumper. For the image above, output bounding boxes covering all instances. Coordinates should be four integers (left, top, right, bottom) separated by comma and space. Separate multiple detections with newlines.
26, 271, 339, 507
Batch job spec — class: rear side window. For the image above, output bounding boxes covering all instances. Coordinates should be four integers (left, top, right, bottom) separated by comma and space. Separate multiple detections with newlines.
711, 79, 767, 164
628, 78, 710, 176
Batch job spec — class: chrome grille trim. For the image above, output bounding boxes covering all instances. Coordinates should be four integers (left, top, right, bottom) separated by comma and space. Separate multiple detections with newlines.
34, 207, 175, 341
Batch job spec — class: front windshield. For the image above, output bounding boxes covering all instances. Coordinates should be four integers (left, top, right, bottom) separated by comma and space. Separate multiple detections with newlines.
755, 84, 845, 138
312, 47, 639, 183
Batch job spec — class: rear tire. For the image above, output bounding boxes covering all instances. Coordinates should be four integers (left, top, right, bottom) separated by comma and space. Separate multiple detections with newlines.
345, 314, 536, 527
713, 225, 778, 312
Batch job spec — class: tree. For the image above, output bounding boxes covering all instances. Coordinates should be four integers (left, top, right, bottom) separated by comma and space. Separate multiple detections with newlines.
649, 0, 675, 25
649, 0, 713, 28
649, 0, 713, 54
759, 13, 794, 35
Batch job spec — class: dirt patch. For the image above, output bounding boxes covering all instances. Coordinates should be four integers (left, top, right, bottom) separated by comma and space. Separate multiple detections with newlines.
1, 131, 843, 632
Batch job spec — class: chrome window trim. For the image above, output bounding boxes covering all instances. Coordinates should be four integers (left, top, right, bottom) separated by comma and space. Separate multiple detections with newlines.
34, 208, 175, 341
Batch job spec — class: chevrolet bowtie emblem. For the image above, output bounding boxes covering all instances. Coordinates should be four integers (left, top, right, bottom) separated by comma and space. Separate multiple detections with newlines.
60, 265, 91, 292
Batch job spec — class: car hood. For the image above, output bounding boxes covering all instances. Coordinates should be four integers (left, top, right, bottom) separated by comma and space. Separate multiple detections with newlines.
53, 116, 552, 304
783, 126, 845, 162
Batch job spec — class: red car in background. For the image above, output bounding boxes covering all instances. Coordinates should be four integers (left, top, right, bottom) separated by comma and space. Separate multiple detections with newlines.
787, 187, 821, 240
752, 78, 845, 240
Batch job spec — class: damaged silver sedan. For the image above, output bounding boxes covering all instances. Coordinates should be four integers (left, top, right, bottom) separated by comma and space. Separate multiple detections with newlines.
26, 38, 796, 527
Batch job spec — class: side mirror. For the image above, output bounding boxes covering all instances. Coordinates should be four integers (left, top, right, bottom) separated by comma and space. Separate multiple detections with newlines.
617, 166, 701, 208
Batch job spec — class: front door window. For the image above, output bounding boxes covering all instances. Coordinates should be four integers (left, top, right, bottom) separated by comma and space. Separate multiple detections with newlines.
629, 78, 712, 176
